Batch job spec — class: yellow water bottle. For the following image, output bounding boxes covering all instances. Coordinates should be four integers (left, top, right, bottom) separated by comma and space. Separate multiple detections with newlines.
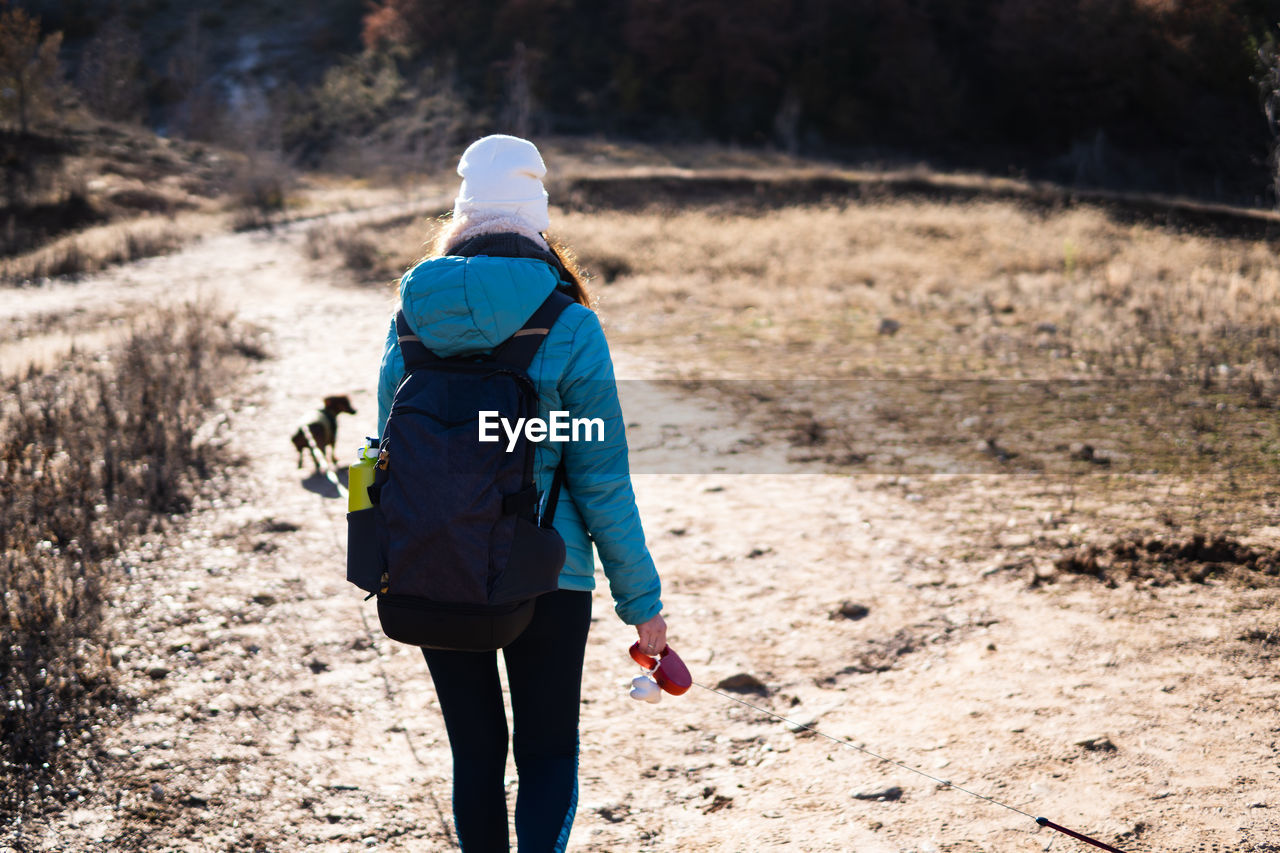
348, 442, 378, 512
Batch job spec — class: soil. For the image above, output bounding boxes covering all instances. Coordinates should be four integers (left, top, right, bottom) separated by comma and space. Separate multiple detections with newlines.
3, 200, 1279, 853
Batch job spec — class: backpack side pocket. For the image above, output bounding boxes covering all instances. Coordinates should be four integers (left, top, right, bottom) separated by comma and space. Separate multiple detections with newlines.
346, 507, 385, 594
488, 516, 566, 604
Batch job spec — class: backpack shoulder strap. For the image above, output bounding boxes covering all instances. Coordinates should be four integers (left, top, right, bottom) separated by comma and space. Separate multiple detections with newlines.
491, 290, 575, 370
540, 460, 567, 529
395, 310, 438, 371
491, 290, 576, 527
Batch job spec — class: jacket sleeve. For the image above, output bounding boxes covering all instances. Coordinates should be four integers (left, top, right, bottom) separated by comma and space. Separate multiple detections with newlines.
376, 315, 404, 438
558, 310, 662, 626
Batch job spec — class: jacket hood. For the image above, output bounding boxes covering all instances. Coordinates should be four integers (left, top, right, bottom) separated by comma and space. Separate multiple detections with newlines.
397, 255, 559, 358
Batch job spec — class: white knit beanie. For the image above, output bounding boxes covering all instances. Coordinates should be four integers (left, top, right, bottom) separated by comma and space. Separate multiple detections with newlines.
452, 135, 550, 233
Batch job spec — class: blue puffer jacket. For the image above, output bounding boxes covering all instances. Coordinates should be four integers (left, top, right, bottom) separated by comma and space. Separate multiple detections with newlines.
376, 254, 662, 626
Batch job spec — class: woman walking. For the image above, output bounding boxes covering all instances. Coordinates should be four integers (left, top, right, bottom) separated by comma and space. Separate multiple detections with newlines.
375, 134, 668, 851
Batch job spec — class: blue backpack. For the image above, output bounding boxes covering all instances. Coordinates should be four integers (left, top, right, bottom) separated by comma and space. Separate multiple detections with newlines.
347, 289, 574, 650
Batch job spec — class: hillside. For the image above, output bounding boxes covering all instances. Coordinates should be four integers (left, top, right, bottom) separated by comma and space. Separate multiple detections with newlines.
13, 0, 1280, 204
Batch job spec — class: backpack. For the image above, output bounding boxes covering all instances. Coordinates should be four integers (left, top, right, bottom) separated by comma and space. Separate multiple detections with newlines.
346, 289, 574, 651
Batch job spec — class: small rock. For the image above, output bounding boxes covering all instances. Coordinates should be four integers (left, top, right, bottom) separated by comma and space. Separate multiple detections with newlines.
877, 318, 901, 336
1068, 442, 1111, 466
1032, 562, 1057, 582
832, 601, 870, 621
252, 593, 277, 606
146, 665, 171, 680
715, 673, 769, 695
700, 794, 733, 814
596, 803, 630, 823
150, 783, 165, 802
1036, 322, 1059, 334
184, 794, 209, 807
852, 785, 903, 802
983, 437, 1017, 461
1001, 533, 1034, 548
205, 693, 237, 715
783, 717, 818, 734
1069, 442, 1095, 461
1075, 735, 1117, 752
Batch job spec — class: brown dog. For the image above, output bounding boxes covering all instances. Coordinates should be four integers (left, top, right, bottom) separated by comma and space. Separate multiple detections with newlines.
291, 395, 357, 471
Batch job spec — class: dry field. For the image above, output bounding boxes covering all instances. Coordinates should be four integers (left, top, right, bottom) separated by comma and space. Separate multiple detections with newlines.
563, 191, 1280, 554
337, 178, 1280, 552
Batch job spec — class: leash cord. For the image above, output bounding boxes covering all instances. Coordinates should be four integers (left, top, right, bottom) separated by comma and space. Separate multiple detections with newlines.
301, 424, 349, 499
692, 681, 1131, 853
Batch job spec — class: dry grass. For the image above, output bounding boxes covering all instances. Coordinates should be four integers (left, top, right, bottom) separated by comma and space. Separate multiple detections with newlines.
303, 212, 440, 286
0, 213, 227, 285
0, 302, 262, 820
563, 200, 1280, 380
557, 194, 1280, 543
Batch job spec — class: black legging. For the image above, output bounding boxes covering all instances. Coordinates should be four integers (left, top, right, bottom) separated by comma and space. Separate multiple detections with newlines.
422, 589, 593, 852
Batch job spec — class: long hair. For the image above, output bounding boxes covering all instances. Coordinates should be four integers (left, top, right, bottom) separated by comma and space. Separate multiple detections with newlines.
544, 237, 592, 308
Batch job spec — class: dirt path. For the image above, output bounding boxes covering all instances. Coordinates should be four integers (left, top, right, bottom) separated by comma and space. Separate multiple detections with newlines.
5, 208, 1279, 852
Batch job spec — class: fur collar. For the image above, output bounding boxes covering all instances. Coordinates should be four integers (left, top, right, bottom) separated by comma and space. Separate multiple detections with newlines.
445, 212, 549, 251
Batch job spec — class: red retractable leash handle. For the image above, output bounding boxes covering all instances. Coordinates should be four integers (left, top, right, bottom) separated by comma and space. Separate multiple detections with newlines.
629, 642, 692, 696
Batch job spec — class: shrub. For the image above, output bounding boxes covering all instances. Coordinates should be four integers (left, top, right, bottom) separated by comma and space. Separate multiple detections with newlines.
0, 302, 259, 821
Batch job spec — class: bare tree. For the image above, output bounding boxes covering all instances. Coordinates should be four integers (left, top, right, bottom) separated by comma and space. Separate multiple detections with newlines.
165, 13, 224, 140
76, 16, 144, 123
1258, 31, 1280, 207
0, 6, 63, 134
502, 42, 535, 138
774, 86, 802, 156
